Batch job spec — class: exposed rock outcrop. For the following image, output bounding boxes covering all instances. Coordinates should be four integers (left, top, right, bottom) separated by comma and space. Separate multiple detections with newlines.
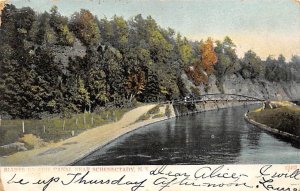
52, 38, 86, 66
181, 73, 300, 100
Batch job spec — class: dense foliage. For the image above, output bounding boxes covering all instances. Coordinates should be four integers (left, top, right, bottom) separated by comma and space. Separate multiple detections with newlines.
0, 5, 299, 119
0, 5, 197, 119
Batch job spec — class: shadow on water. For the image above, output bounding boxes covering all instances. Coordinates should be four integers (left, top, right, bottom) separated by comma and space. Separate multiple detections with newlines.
74, 104, 300, 165
267, 133, 300, 149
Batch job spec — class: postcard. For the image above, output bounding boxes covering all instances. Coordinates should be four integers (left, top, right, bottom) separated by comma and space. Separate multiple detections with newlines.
0, 0, 299, 190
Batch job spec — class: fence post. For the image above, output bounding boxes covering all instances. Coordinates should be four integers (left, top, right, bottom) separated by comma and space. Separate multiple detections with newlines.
83, 113, 86, 128
22, 121, 25, 133
62, 119, 65, 130
43, 125, 46, 133
91, 114, 94, 126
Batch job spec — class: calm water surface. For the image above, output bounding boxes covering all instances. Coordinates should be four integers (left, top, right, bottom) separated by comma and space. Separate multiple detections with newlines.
75, 105, 300, 165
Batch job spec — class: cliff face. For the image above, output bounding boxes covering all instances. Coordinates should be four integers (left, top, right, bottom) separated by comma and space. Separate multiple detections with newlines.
182, 73, 300, 100
222, 75, 300, 100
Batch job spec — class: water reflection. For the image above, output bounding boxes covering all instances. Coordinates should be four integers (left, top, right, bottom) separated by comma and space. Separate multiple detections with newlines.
75, 105, 300, 165
245, 125, 262, 150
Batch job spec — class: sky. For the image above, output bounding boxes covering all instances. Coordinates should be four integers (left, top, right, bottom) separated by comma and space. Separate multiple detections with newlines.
1, 0, 300, 60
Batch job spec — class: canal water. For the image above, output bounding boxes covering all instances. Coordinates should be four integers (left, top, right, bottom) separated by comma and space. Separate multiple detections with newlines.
75, 105, 300, 165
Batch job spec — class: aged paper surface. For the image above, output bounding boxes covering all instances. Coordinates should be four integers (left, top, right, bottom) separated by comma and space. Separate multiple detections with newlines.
0, 0, 300, 190
1, 165, 300, 191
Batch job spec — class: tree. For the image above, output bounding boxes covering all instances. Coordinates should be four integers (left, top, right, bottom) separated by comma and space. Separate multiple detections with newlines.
69, 9, 100, 46
186, 38, 216, 86
277, 54, 286, 65
76, 78, 90, 112
98, 17, 113, 45
200, 38, 217, 75
125, 70, 145, 103
1, 5, 36, 50
176, 33, 193, 67
49, 6, 74, 46
111, 16, 129, 49
0, 5, 42, 118
29, 48, 62, 116
291, 55, 300, 65
129, 15, 173, 63
84, 47, 108, 109
0, 59, 21, 118
139, 70, 160, 102
241, 50, 264, 79
265, 56, 277, 81
291, 55, 300, 82
100, 46, 125, 104
147, 17, 173, 63
265, 55, 293, 82
35, 12, 57, 45
214, 37, 240, 77
128, 14, 148, 48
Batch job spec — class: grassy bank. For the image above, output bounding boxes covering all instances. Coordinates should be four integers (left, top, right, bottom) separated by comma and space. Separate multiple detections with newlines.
0, 107, 134, 156
0, 104, 160, 165
136, 104, 172, 122
248, 104, 300, 137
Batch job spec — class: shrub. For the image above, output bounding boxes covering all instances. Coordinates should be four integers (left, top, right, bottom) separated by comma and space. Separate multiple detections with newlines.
204, 84, 210, 93
215, 79, 224, 93
190, 86, 201, 97
185, 64, 208, 86
152, 113, 164, 119
137, 114, 151, 122
147, 105, 160, 115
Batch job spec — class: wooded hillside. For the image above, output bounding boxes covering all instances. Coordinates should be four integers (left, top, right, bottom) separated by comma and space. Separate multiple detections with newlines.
0, 4, 299, 119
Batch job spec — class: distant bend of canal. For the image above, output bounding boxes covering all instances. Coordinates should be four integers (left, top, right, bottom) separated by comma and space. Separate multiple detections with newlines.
74, 104, 300, 165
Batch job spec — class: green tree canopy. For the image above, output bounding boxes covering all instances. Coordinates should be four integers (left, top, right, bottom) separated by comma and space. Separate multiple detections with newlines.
69, 9, 100, 46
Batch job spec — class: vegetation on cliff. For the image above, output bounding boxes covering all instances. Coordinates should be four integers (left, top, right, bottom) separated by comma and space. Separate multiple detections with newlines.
0, 4, 300, 119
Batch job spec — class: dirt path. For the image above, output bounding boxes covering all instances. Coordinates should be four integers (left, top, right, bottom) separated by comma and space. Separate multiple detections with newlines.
0, 104, 160, 166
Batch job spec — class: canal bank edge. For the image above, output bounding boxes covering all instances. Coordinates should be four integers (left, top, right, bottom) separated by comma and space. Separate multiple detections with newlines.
69, 104, 177, 165
244, 112, 300, 142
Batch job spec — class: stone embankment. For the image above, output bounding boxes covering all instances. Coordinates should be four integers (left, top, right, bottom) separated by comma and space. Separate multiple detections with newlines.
173, 101, 260, 117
